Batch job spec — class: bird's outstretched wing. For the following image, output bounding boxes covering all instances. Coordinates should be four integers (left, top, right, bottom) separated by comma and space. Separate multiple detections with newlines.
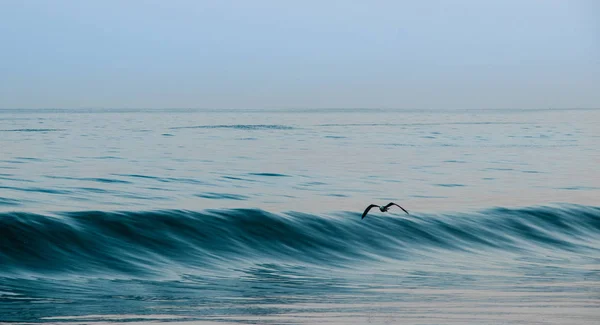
362, 204, 380, 219
384, 202, 409, 215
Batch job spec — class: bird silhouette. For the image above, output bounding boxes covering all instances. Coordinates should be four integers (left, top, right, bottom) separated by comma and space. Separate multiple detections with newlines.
361, 202, 409, 219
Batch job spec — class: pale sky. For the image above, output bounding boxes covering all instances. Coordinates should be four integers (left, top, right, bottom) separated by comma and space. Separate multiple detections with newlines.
0, 0, 598, 109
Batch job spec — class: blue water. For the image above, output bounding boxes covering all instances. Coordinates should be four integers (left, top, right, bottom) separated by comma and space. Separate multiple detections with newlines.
1, 109, 599, 324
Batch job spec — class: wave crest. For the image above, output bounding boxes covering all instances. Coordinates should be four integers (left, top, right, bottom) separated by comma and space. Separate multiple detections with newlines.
0, 205, 598, 277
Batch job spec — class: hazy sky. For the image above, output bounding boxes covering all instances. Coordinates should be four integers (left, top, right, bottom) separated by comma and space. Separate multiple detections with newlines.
1, 0, 598, 109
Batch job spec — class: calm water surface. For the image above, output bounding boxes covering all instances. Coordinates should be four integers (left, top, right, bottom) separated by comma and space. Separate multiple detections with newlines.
0, 109, 599, 324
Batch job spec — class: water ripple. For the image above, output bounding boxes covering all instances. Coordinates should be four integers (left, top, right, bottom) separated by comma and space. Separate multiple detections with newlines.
169, 124, 294, 130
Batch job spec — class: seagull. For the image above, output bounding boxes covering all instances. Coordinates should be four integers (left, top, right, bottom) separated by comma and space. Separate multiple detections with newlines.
362, 202, 409, 219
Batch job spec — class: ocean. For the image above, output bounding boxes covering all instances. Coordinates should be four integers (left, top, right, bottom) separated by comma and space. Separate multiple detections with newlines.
0, 108, 599, 324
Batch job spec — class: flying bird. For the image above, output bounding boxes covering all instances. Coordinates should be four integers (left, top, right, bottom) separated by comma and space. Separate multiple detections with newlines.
362, 202, 409, 219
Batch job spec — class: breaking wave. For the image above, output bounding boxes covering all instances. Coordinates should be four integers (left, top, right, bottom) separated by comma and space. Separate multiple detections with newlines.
1, 205, 598, 277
